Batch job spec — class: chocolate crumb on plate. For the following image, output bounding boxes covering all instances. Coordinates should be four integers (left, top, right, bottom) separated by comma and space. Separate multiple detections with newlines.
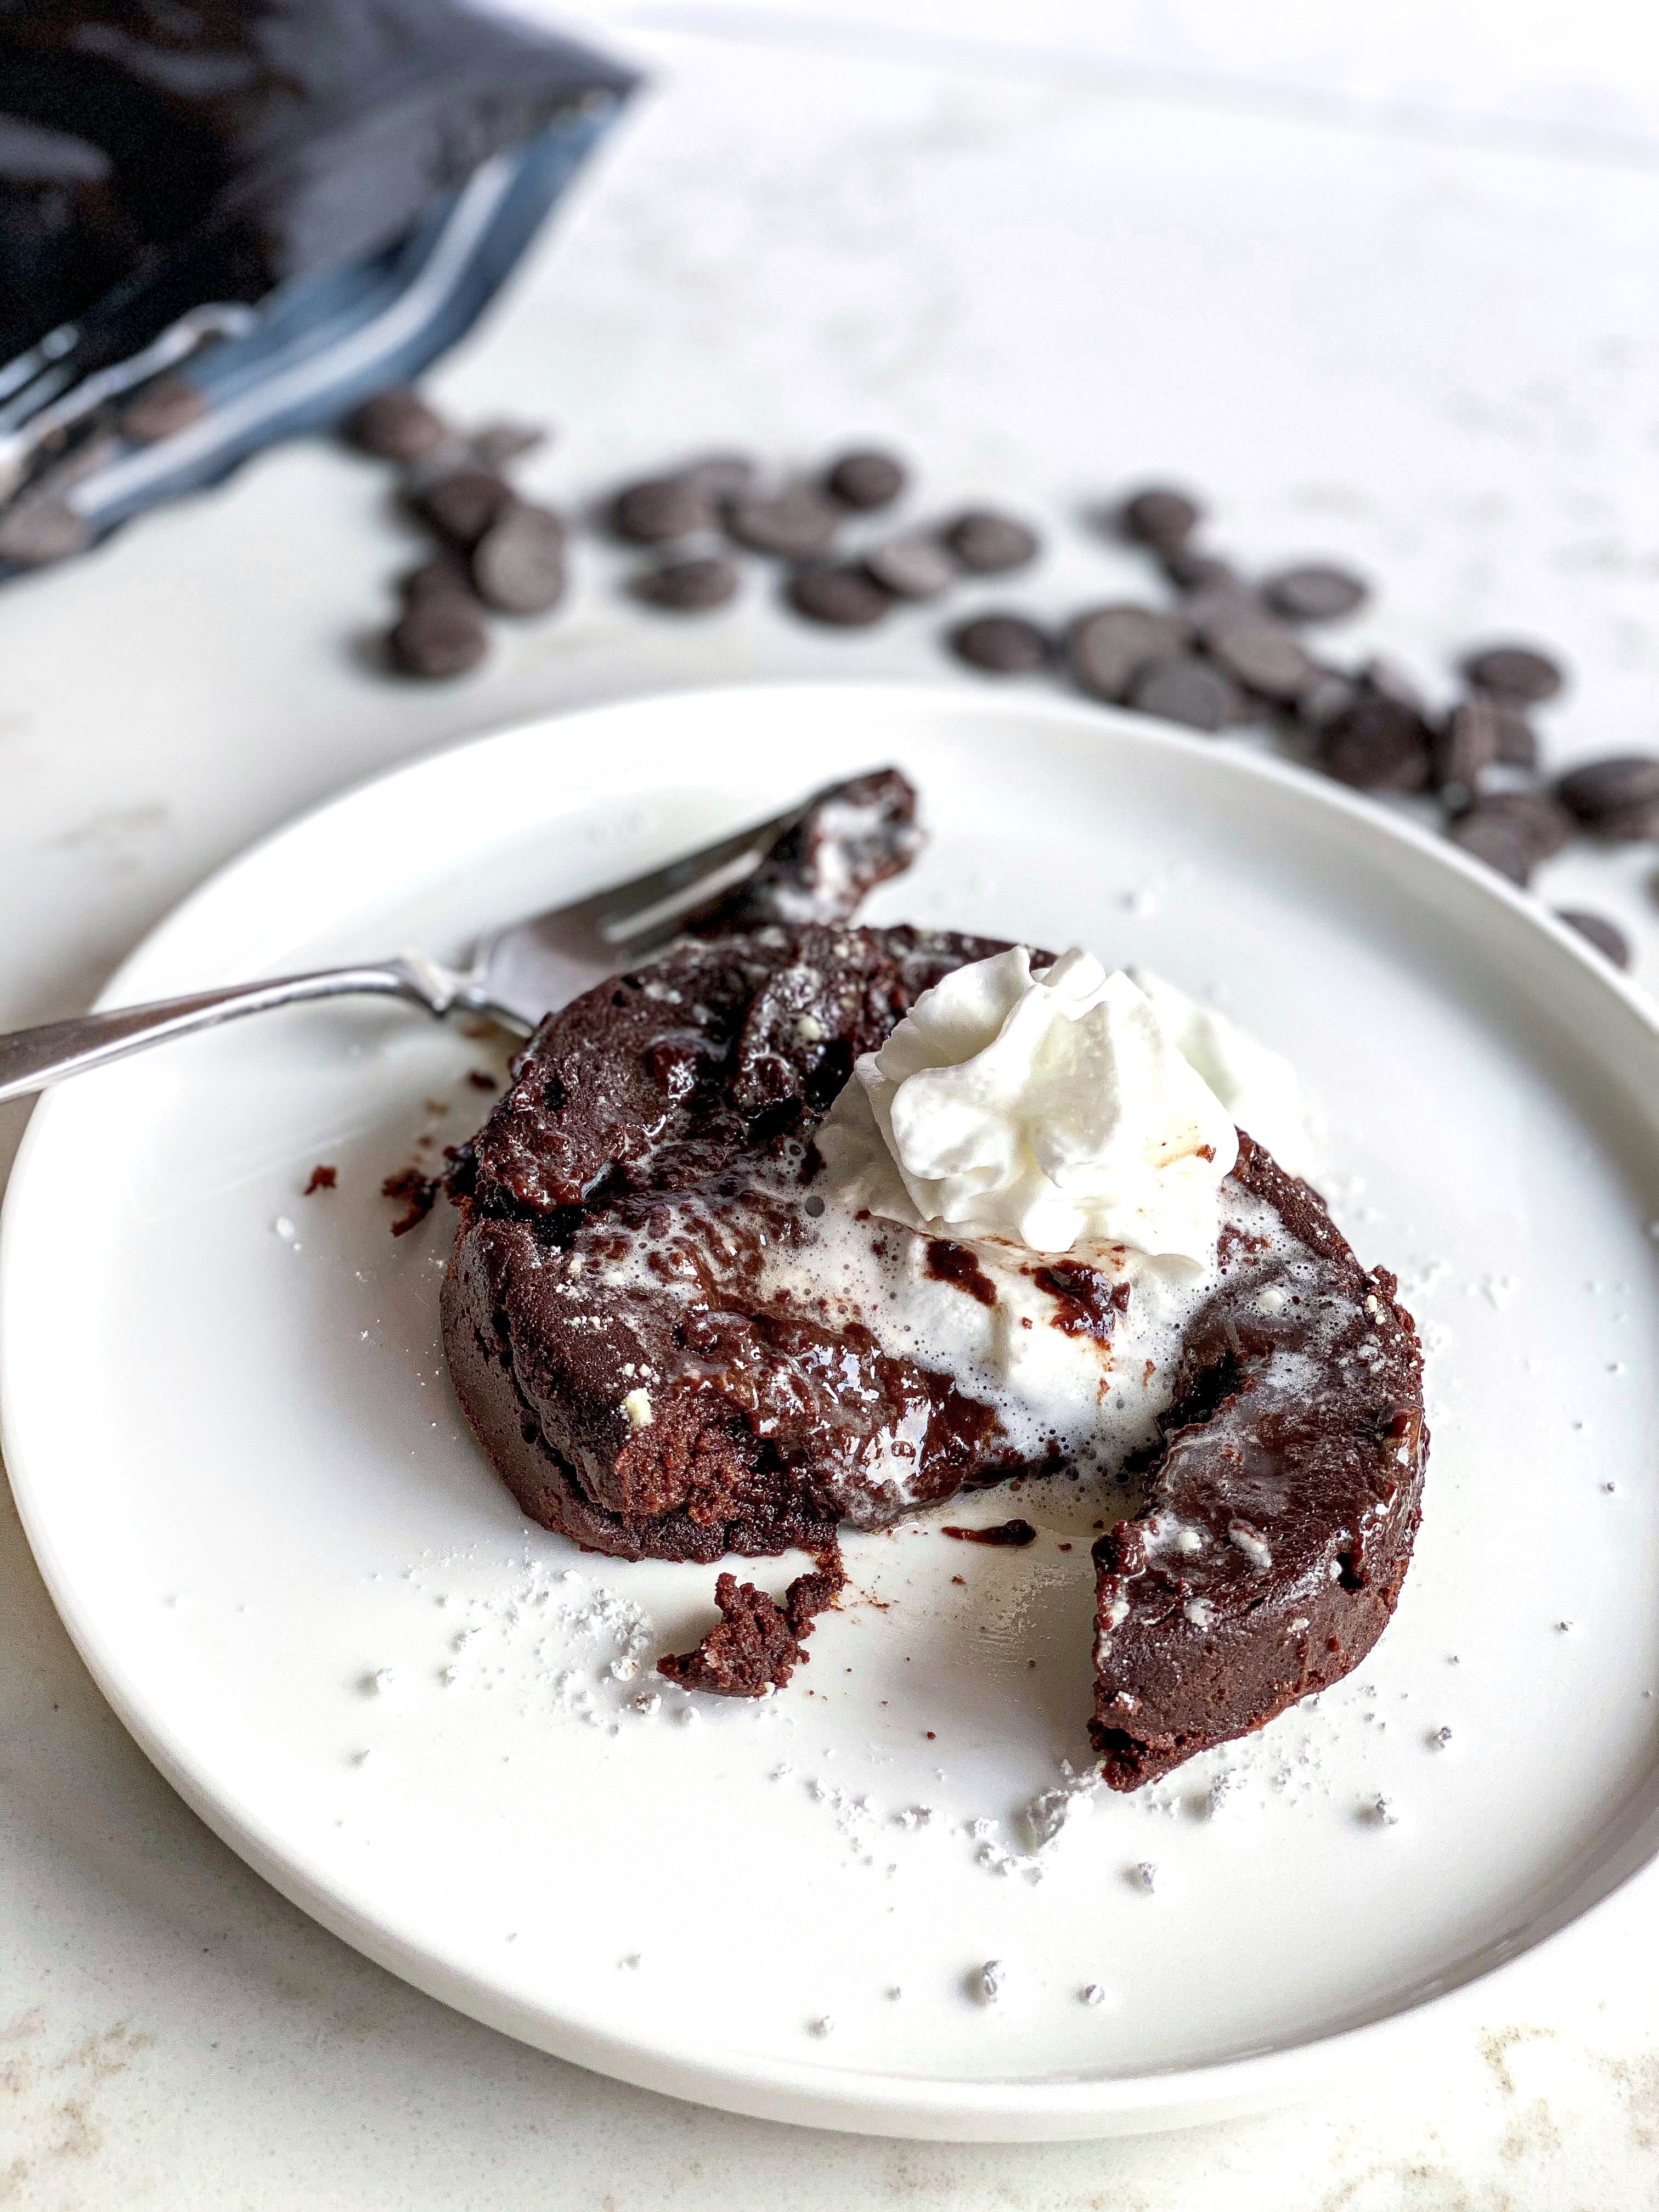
658, 1555, 845, 1696
1463, 642, 1566, 704
949, 612, 1051, 673
634, 553, 740, 612
304, 1164, 337, 1194
942, 1519, 1038, 1547
1555, 909, 1632, 968
825, 448, 907, 511
1262, 562, 1369, 623
345, 386, 450, 462
382, 1166, 441, 1234
467, 1069, 499, 1091
944, 509, 1041, 574
787, 563, 891, 627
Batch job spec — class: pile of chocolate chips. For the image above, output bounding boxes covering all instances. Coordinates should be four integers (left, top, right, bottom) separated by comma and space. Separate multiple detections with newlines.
343, 393, 1650, 968
344, 388, 565, 678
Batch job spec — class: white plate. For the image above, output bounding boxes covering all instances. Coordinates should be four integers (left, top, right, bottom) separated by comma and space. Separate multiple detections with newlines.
5, 682, 1659, 2141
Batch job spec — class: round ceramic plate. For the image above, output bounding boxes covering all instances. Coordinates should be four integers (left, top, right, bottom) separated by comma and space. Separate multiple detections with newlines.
5, 683, 1659, 2141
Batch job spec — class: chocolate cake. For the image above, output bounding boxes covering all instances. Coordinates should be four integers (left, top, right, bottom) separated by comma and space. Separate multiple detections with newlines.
439, 773, 1427, 1782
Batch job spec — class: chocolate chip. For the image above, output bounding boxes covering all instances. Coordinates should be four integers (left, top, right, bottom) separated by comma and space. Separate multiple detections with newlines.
863, 532, 956, 601
1297, 668, 1361, 727
120, 374, 207, 444
1464, 643, 1566, 704
388, 598, 488, 679
471, 503, 565, 614
1555, 909, 1631, 968
944, 510, 1040, 574
0, 493, 90, 566
1447, 809, 1533, 885
469, 420, 548, 468
728, 486, 843, 559
1127, 654, 1240, 732
1160, 546, 1237, 593
1183, 576, 1266, 640
417, 467, 516, 550
1433, 697, 1500, 795
610, 472, 714, 545
949, 613, 1051, 673
398, 555, 482, 611
635, 554, 740, 612
1262, 563, 1369, 623
1203, 616, 1316, 703
685, 450, 758, 500
345, 386, 450, 462
1121, 486, 1202, 549
786, 564, 891, 627
826, 449, 906, 511
1491, 704, 1538, 770
1359, 656, 1429, 716
1556, 755, 1659, 839
1313, 696, 1432, 790
1448, 789, 1574, 861
1068, 605, 1186, 702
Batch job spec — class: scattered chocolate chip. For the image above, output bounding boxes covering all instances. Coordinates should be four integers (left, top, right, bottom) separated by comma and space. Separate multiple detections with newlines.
863, 532, 956, 600
1068, 605, 1186, 702
634, 554, 740, 612
1464, 643, 1565, 704
1262, 562, 1369, 623
1358, 655, 1429, 715
388, 598, 488, 679
304, 1164, 337, 1194
1182, 577, 1265, 642
1556, 908, 1631, 968
1433, 697, 1500, 794
1490, 703, 1539, 770
944, 509, 1040, 574
786, 563, 891, 627
1450, 788, 1574, 862
1203, 616, 1316, 703
416, 467, 516, 550
1556, 755, 1659, 839
1314, 696, 1432, 791
1447, 810, 1534, 885
398, 555, 481, 611
120, 374, 207, 444
468, 419, 547, 468
826, 448, 907, 511
1121, 486, 1202, 549
0, 493, 91, 567
941, 1519, 1037, 1547
1297, 668, 1361, 727
1127, 653, 1240, 732
949, 612, 1051, 673
1160, 546, 1238, 594
728, 485, 843, 560
470, 503, 566, 614
345, 386, 450, 462
684, 450, 758, 500
610, 472, 713, 544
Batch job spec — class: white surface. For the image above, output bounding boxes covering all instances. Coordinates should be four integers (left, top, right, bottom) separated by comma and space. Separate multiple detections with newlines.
5, 13, 1659, 2204
5, 683, 1659, 2143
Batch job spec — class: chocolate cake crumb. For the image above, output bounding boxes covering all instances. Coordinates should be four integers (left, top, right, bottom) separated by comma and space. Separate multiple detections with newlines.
658, 1551, 845, 1697
304, 1164, 337, 1194
466, 1069, 499, 1090
382, 1166, 441, 1235
942, 1520, 1038, 1547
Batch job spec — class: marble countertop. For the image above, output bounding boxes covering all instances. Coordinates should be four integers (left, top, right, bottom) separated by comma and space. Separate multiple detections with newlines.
4, 18, 1659, 2205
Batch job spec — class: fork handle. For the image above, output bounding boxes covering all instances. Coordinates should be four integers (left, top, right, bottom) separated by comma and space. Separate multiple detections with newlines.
0, 958, 455, 1105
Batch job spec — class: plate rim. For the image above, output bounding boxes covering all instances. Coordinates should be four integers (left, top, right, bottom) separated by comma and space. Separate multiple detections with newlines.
6, 675, 1659, 2140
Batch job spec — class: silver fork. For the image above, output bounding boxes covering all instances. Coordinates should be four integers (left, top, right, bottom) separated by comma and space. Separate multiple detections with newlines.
0, 786, 827, 1105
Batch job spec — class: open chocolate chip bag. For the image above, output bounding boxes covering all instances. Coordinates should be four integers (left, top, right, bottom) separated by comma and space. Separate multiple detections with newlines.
0, 0, 637, 578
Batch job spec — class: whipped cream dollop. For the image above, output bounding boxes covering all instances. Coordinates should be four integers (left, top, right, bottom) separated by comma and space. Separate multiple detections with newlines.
1127, 969, 1310, 1178
817, 946, 1241, 1262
